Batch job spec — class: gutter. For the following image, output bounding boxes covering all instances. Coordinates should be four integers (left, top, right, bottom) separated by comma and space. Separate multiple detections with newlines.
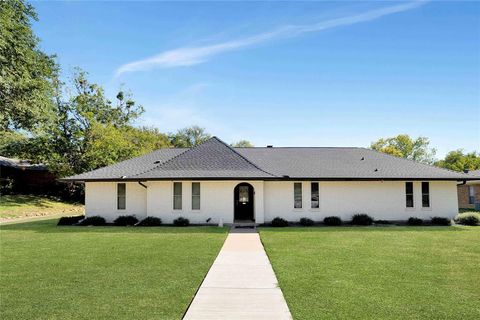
138, 181, 147, 189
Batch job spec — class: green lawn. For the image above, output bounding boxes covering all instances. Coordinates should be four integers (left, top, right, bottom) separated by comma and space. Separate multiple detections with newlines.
0, 219, 227, 320
260, 227, 480, 320
0, 194, 84, 220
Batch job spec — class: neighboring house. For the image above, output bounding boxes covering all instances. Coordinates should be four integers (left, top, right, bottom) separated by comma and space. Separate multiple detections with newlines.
64, 137, 477, 224
457, 170, 480, 210
0, 156, 56, 193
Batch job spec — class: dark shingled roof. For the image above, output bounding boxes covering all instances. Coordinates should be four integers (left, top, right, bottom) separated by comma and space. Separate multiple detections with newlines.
64, 136, 475, 181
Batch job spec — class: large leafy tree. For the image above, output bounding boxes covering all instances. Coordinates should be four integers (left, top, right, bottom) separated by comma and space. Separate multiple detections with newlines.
435, 150, 480, 172
0, 0, 58, 131
370, 134, 437, 164
170, 125, 211, 147
231, 140, 254, 147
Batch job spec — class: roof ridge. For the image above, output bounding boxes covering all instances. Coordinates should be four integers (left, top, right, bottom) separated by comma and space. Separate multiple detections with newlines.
130, 146, 193, 178
360, 147, 471, 177
212, 136, 277, 177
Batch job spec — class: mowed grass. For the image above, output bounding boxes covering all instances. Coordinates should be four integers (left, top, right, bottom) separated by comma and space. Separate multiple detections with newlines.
0, 194, 83, 220
0, 219, 227, 320
260, 227, 480, 320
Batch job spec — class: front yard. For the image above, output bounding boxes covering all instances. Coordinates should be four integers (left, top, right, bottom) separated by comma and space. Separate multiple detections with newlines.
260, 226, 480, 320
0, 219, 227, 319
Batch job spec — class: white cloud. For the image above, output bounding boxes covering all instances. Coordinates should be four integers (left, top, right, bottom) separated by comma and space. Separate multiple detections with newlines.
116, 1, 426, 76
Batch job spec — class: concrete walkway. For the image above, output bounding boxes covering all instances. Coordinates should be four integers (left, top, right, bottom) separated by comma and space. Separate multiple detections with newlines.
183, 228, 292, 319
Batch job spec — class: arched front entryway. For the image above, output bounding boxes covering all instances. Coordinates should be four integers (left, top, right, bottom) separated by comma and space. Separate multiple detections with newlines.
234, 183, 254, 222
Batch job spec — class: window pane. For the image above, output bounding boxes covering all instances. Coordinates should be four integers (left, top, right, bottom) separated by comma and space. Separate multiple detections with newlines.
406, 195, 414, 208
422, 195, 430, 208
117, 183, 126, 210
311, 182, 319, 209
422, 182, 429, 194
173, 182, 182, 210
294, 183, 302, 209
192, 183, 200, 210
239, 186, 249, 203
405, 182, 413, 208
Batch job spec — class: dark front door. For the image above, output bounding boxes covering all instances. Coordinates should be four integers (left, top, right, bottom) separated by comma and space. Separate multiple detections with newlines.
234, 183, 254, 221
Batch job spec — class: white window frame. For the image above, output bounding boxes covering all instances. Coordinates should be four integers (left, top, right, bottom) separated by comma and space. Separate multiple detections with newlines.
192, 182, 201, 211
421, 181, 431, 209
117, 183, 126, 210
311, 182, 319, 209
173, 182, 182, 211
294, 182, 303, 209
405, 182, 414, 209
469, 186, 475, 204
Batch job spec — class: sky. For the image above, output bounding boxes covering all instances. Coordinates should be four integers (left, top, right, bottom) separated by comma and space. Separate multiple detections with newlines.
32, 0, 480, 157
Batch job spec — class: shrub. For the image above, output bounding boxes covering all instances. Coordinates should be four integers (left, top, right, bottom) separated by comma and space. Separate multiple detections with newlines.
407, 217, 423, 226
374, 220, 391, 225
323, 216, 342, 226
299, 217, 314, 226
114, 215, 138, 226
430, 217, 451, 226
173, 217, 190, 226
57, 215, 84, 226
271, 217, 288, 227
137, 217, 162, 226
455, 212, 480, 226
79, 216, 106, 226
351, 214, 373, 225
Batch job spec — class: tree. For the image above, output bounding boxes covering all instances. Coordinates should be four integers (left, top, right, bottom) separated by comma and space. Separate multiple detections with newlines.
0, 0, 58, 131
170, 125, 211, 147
435, 150, 480, 172
370, 134, 436, 164
231, 140, 254, 147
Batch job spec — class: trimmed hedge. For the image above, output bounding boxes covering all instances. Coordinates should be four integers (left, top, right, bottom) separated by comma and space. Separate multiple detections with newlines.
407, 217, 423, 226
455, 212, 480, 226
137, 217, 162, 226
79, 216, 106, 226
114, 215, 139, 226
299, 218, 314, 226
430, 217, 451, 226
173, 217, 190, 226
324, 216, 342, 226
57, 215, 85, 226
271, 217, 288, 227
351, 214, 373, 226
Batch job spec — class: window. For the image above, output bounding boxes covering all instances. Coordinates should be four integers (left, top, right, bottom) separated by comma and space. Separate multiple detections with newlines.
405, 182, 414, 208
173, 182, 182, 210
311, 182, 319, 209
422, 182, 430, 208
192, 182, 200, 210
294, 183, 302, 209
117, 183, 126, 210
239, 186, 249, 203
469, 186, 475, 204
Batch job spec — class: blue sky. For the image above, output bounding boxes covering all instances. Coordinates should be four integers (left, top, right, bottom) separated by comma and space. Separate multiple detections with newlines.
32, 1, 479, 157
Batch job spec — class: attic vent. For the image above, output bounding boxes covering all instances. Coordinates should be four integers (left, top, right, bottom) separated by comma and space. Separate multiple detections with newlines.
154, 160, 161, 164
374, 169, 378, 172
121, 175, 127, 179
361, 157, 365, 161
282, 175, 290, 178
267, 145, 273, 148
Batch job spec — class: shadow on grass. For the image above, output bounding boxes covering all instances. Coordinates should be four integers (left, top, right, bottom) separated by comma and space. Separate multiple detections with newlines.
259, 225, 472, 233
0, 218, 228, 235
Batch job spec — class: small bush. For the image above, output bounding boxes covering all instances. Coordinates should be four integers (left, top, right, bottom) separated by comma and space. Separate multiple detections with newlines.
271, 217, 288, 227
114, 215, 139, 226
351, 214, 373, 225
79, 216, 106, 226
407, 217, 423, 226
299, 217, 314, 226
57, 215, 84, 226
173, 217, 190, 226
455, 212, 480, 226
137, 217, 162, 226
324, 216, 342, 226
374, 220, 391, 225
430, 217, 451, 226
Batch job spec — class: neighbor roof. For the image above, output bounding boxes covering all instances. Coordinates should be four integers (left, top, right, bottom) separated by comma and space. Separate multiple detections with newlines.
64, 137, 475, 181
